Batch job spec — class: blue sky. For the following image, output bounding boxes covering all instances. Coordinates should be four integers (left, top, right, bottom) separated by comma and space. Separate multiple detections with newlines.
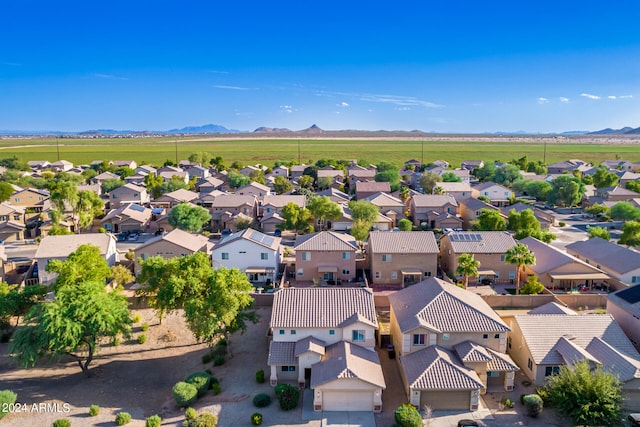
1, 1, 639, 133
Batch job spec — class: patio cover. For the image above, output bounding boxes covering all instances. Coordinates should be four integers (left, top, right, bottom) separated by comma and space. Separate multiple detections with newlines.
317, 266, 338, 273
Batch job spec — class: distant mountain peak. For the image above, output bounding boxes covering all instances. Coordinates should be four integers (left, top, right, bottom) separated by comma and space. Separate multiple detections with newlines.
300, 124, 324, 133
588, 126, 639, 135
253, 126, 292, 133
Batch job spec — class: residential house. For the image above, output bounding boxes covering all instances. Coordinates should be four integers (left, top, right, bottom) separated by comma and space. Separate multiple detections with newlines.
519, 237, 612, 291
151, 189, 199, 208
290, 164, 308, 180
9, 188, 50, 212
186, 165, 210, 180
331, 205, 393, 233
500, 203, 555, 229
236, 181, 271, 199
34, 233, 118, 284
508, 313, 640, 409
368, 231, 438, 287
239, 165, 266, 177
547, 159, 589, 175
260, 195, 306, 233
602, 159, 635, 172
134, 228, 212, 274
209, 194, 259, 232
389, 278, 517, 410
47, 160, 74, 172
268, 287, 385, 412
458, 197, 502, 230
440, 231, 517, 284
316, 188, 351, 204
76, 183, 102, 197
472, 182, 513, 207
157, 166, 189, 184
363, 192, 406, 225
196, 176, 225, 193
404, 159, 422, 170
27, 160, 50, 171
347, 167, 376, 184
566, 237, 640, 285
354, 181, 390, 200
410, 194, 461, 229
293, 231, 357, 283
461, 160, 484, 172
317, 169, 345, 185
136, 165, 157, 176
108, 184, 150, 209
607, 285, 640, 351
437, 181, 473, 202
112, 160, 137, 170
100, 203, 153, 234
594, 186, 640, 203
211, 228, 281, 284
124, 173, 148, 186
0, 203, 26, 242
90, 171, 120, 186
268, 165, 289, 179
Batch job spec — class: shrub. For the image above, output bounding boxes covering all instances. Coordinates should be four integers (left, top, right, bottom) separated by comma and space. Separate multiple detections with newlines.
201, 352, 213, 364
138, 334, 147, 344
146, 414, 162, 427
185, 407, 197, 420
182, 412, 218, 427
210, 376, 219, 385
253, 393, 271, 408
173, 382, 199, 407
113, 337, 121, 346
274, 384, 299, 411
255, 369, 265, 384
185, 371, 212, 397
132, 313, 141, 323
501, 397, 514, 408
0, 390, 17, 420
213, 354, 225, 366
251, 412, 263, 426
89, 404, 100, 416
53, 419, 71, 427
141, 323, 149, 332
523, 394, 544, 417
211, 383, 221, 395
217, 337, 227, 347
115, 412, 132, 425
394, 403, 422, 427
558, 221, 566, 227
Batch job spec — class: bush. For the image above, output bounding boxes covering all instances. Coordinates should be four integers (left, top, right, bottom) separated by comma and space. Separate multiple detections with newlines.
173, 382, 199, 407
182, 412, 218, 427
185, 407, 197, 420
132, 313, 141, 323
253, 393, 271, 408
185, 371, 212, 397
255, 369, 265, 384
251, 412, 263, 426
201, 352, 213, 364
52, 420, 71, 427
115, 412, 132, 425
141, 323, 149, 332
0, 390, 17, 420
146, 414, 162, 427
89, 404, 100, 416
501, 397, 514, 408
218, 337, 227, 347
113, 337, 121, 346
211, 383, 221, 395
558, 221, 566, 227
138, 334, 147, 344
394, 403, 422, 427
213, 354, 225, 366
210, 376, 219, 385
274, 384, 299, 411
523, 394, 544, 417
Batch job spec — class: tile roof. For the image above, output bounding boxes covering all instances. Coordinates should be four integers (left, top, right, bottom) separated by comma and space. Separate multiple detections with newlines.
111, 183, 146, 194
35, 233, 116, 259
438, 182, 472, 192
268, 341, 296, 365
310, 341, 385, 389
411, 194, 458, 208
210, 194, 257, 208
520, 237, 605, 276
238, 181, 271, 192
262, 195, 306, 208
368, 231, 438, 254
294, 336, 326, 356
566, 237, 640, 275
388, 278, 510, 334
101, 203, 152, 223
355, 181, 391, 193
271, 288, 377, 329
485, 348, 520, 372
443, 231, 517, 254
363, 192, 404, 207
528, 302, 577, 315
214, 228, 280, 251
454, 341, 492, 363
400, 346, 484, 390
585, 337, 640, 382
459, 197, 498, 211
157, 189, 199, 202
136, 229, 210, 253
294, 231, 358, 252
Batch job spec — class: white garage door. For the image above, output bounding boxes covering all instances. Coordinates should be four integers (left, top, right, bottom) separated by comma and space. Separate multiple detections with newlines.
322, 390, 373, 411
421, 390, 470, 410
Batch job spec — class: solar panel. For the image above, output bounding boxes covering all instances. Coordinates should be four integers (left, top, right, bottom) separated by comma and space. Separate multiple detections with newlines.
449, 233, 482, 242
129, 204, 145, 212
617, 284, 640, 304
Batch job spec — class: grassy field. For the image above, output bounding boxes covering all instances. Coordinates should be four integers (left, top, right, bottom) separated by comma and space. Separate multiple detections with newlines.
1, 137, 639, 167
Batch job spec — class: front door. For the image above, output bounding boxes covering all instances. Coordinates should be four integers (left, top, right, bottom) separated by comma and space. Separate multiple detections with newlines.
305, 368, 311, 388
323, 272, 335, 281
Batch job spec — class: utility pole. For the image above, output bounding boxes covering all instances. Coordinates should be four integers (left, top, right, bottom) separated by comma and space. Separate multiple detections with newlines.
543, 139, 547, 165
421, 138, 424, 165
298, 138, 301, 164
175, 139, 178, 165
56, 137, 60, 161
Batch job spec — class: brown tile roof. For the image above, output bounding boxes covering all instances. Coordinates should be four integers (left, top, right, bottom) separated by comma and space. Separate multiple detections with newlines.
210, 194, 257, 208
485, 348, 520, 372
528, 302, 577, 315
262, 195, 306, 208
586, 337, 640, 382
268, 341, 296, 365
310, 341, 385, 389
443, 231, 517, 254
520, 237, 605, 276
400, 346, 484, 390
294, 336, 326, 356
388, 278, 510, 334
35, 233, 116, 259
355, 181, 391, 193
136, 229, 210, 253
566, 237, 640, 275
271, 288, 377, 329
368, 231, 438, 254
294, 231, 358, 252
454, 341, 492, 363
363, 192, 404, 207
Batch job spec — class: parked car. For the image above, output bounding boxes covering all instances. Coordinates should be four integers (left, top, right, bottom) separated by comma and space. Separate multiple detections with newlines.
274, 229, 282, 237
154, 227, 165, 236
128, 233, 139, 241
457, 420, 479, 427
221, 229, 232, 237
629, 413, 640, 427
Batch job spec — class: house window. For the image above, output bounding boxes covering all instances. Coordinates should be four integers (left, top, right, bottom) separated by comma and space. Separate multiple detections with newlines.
352, 330, 365, 342
632, 276, 640, 283
281, 366, 296, 372
494, 334, 500, 339
500, 254, 506, 262
413, 334, 425, 346
112, 194, 118, 199
291, 330, 296, 335
297, 269, 303, 276
342, 269, 350, 275
375, 272, 381, 279
14, 198, 20, 202
382, 254, 392, 262
495, 272, 500, 279
442, 333, 450, 341
391, 271, 398, 280
545, 366, 560, 377
424, 271, 431, 277
482, 334, 489, 340
302, 252, 311, 261
329, 329, 335, 335
279, 330, 285, 335
342, 252, 350, 260
509, 271, 515, 280
221, 253, 229, 260
261, 252, 268, 260
487, 371, 500, 377
527, 358, 533, 370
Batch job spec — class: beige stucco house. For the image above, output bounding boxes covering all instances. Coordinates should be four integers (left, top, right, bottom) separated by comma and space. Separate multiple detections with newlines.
566, 237, 640, 286
101, 203, 153, 233
109, 184, 150, 209
134, 229, 212, 274
209, 194, 259, 232
410, 194, 461, 229
293, 231, 357, 283
606, 285, 640, 352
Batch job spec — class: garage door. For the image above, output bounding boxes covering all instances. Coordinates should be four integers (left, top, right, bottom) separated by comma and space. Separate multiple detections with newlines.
322, 390, 373, 411
420, 390, 469, 410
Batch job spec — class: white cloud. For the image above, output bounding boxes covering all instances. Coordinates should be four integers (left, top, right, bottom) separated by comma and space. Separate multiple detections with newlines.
619, 95, 633, 99
580, 93, 600, 100
395, 107, 411, 111
536, 97, 549, 104
337, 102, 349, 108
280, 105, 293, 113
92, 73, 128, 81
608, 95, 617, 100
559, 97, 570, 103
212, 84, 250, 90
314, 90, 441, 108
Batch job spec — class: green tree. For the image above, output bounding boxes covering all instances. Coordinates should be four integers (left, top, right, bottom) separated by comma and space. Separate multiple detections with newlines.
375, 170, 401, 192
523, 180, 552, 201
227, 171, 251, 189
273, 176, 293, 194
585, 203, 610, 218
46, 244, 112, 291
455, 253, 480, 290
101, 178, 125, 194
298, 175, 314, 189
472, 209, 507, 231
316, 176, 334, 190
544, 360, 622, 427
610, 201, 640, 221
592, 167, 619, 188
626, 180, 640, 193
280, 203, 313, 234
158, 177, 189, 195
547, 175, 585, 207
76, 190, 105, 232
0, 181, 14, 202
419, 172, 442, 194
115, 167, 135, 179
507, 209, 555, 243
81, 168, 98, 183
209, 156, 226, 171
348, 200, 379, 224
249, 169, 266, 185
144, 173, 164, 198
398, 218, 412, 231
0, 282, 47, 329
168, 203, 211, 232
519, 275, 544, 295
399, 186, 411, 204
188, 152, 212, 166
349, 220, 371, 247
588, 226, 610, 241
49, 179, 79, 212
110, 265, 135, 288
473, 162, 496, 182
307, 196, 341, 231
441, 172, 462, 182
505, 243, 536, 295
493, 164, 522, 187
619, 221, 640, 247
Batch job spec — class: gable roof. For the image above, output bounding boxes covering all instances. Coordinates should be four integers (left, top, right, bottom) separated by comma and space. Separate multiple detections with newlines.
136, 229, 210, 253
294, 231, 358, 252
355, 181, 391, 193
368, 231, 438, 254
35, 233, 115, 259
111, 183, 146, 194
210, 194, 257, 208
388, 277, 510, 334
101, 203, 152, 223
214, 228, 280, 251
156, 189, 199, 202
238, 181, 271, 192
271, 287, 377, 329
400, 346, 484, 390
520, 237, 606, 277
528, 301, 577, 315
438, 181, 472, 192
443, 231, 517, 254
459, 197, 498, 211
411, 194, 458, 208
473, 181, 511, 192
262, 194, 306, 208
566, 237, 640, 275
363, 192, 404, 207
310, 341, 385, 389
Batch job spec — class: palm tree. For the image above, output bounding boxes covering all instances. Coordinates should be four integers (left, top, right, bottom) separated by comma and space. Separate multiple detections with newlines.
456, 253, 480, 290
505, 243, 536, 295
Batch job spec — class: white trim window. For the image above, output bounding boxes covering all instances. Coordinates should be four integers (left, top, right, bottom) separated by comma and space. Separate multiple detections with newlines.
352, 330, 365, 342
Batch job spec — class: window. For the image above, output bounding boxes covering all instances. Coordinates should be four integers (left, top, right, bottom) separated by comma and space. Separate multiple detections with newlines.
487, 371, 500, 378
382, 254, 392, 262
297, 269, 303, 276
342, 269, 350, 275
424, 271, 431, 277
112, 194, 118, 199
291, 330, 296, 335
221, 252, 229, 260
545, 366, 560, 377
494, 334, 500, 339
633, 276, 640, 284
500, 254, 506, 262
352, 330, 365, 342
375, 272, 381, 279
442, 333, 450, 341
495, 272, 500, 279
279, 329, 285, 335
412, 334, 425, 345
14, 198, 20, 202
482, 334, 489, 340
342, 252, 350, 260
509, 271, 515, 280
261, 252, 268, 260
527, 358, 533, 370
281, 366, 296, 372
302, 252, 311, 261
391, 271, 398, 280
329, 329, 335, 335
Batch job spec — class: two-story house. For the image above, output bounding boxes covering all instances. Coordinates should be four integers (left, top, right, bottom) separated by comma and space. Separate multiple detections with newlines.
259, 195, 306, 233
458, 197, 502, 230
389, 278, 517, 410
236, 181, 271, 199
293, 231, 357, 283
9, 188, 50, 212
354, 181, 391, 200
108, 184, 150, 209
100, 203, 153, 234
268, 287, 385, 412
151, 189, 199, 208
607, 285, 640, 353
209, 195, 259, 232
363, 192, 406, 226
0, 203, 26, 242
410, 194, 461, 229
472, 182, 513, 207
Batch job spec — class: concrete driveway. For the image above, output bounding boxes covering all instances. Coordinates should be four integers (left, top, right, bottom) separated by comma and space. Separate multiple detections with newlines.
302, 389, 376, 427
